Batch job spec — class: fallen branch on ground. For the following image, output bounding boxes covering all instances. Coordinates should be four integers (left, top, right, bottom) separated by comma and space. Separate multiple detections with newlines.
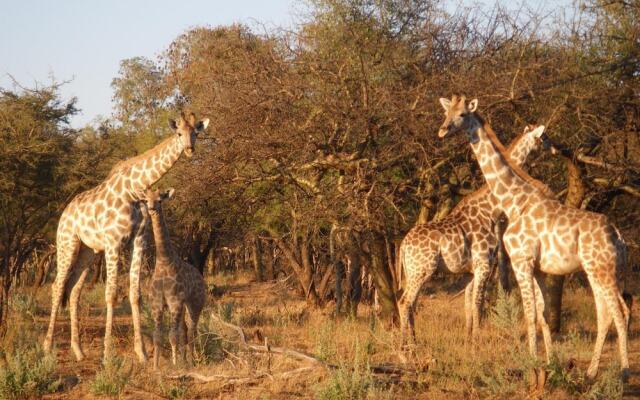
167, 366, 316, 385
166, 312, 426, 385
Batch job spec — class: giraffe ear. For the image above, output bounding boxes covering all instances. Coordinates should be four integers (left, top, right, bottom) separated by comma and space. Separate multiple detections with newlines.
439, 98, 452, 111
196, 118, 210, 132
468, 98, 478, 112
169, 119, 178, 130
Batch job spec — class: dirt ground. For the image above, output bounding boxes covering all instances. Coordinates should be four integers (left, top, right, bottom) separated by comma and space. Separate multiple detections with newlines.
12, 271, 638, 399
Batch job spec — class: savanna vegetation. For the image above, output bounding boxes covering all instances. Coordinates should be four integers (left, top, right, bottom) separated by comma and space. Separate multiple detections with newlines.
0, 0, 638, 398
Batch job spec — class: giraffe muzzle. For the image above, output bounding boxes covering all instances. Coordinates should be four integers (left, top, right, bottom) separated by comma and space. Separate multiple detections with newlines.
184, 147, 194, 157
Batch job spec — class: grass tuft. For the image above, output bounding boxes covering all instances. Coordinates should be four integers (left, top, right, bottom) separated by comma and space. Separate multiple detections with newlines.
90, 357, 131, 397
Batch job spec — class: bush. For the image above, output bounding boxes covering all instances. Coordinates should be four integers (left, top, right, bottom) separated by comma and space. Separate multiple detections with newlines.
0, 345, 60, 400
193, 311, 226, 364
586, 363, 624, 400
490, 286, 522, 340
90, 357, 131, 397
314, 340, 380, 400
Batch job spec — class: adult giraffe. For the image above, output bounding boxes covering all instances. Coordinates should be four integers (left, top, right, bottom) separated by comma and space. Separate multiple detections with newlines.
44, 112, 209, 363
437, 95, 629, 380
397, 124, 553, 344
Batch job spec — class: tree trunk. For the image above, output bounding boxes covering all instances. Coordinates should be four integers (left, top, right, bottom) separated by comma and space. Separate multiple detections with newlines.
335, 260, 345, 314
345, 236, 362, 318
368, 231, 399, 322
545, 147, 586, 334
270, 232, 319, 306
251, 234, 264, 281
33, 247, 56, 288
263, 240, 276, 280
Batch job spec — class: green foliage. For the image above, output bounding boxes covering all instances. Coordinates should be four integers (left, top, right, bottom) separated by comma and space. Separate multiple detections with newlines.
314, 320, 338, 363
90, 357, 131, 397
314, 340, 377, 400
0, 345, 60, 400
216, 301, 236, 323
193, 311, 226, 365
160, 382, 189, 399
489, 286, 523, 341
586, 363, 624, 400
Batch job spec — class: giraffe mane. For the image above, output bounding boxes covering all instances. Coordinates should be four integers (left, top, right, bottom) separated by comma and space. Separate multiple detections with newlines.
475, 114, 555, 199
450, 121, 555, 214
106, 135, 175, 179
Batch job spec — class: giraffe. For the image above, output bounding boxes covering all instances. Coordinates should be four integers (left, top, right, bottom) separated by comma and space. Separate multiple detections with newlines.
437, 95, 629, 380
43, 112, 209, 363
139, 188, 206, 369
397, 124, 552, 345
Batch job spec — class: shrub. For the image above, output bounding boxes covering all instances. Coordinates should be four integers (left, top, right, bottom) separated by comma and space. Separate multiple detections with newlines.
490, 286, 522, 340
0, 345, 60, 400
90, 357, 131, 397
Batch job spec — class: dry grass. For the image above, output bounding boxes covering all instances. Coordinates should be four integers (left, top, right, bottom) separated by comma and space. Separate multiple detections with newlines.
0, 271, 635, 399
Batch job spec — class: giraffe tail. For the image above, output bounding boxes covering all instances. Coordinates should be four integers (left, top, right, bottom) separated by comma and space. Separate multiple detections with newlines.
60, 271, 76, 309
612, 225, 633, 327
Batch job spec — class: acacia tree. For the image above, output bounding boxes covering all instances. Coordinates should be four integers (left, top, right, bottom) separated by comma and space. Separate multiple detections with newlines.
96, 0, 639, 324
0, 85, 78, 327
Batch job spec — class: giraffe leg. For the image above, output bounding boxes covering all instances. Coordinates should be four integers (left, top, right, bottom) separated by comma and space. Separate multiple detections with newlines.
603, 284, 630, 380
464, 278, 473, 339
512, 257, 538, 358
533, 274, 553, 363
152, 296, 163, 370
472, 263, 491, 340
44, 234, 81, 354
69, 246, 95, 361
103, 246, 120, 363
586, 288, 611, 380
185, 304, 202, 365
398, 281, 423, 349
129, 226, 148, 363
169, 303, 185, 366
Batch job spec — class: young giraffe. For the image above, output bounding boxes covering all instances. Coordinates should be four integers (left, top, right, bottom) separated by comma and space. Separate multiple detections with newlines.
44, 112, 209, 363
140, 188, 206, 369
397, 124, 553, 344
438, 95, 629, 380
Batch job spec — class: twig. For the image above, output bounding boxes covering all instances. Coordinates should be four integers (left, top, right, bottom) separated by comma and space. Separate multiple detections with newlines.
209, 312, 425, 376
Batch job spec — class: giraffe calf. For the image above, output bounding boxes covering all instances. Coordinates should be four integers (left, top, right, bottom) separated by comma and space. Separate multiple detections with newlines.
140, 188, 206, 369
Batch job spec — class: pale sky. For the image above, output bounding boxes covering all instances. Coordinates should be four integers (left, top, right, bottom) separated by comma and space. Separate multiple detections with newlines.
0, 0, 298, 127
0, 0, 571, 128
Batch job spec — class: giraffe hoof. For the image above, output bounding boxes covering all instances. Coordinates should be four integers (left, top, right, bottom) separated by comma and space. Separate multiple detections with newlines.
527, 368, 538, 391
537, 368, 547, 389
585, 367, 598, 381
527, 368, 546, 392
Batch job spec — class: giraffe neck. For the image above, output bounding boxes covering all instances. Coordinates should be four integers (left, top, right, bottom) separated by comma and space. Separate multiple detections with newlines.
451, 126, 540, 216
150, 210, 177, 268
505, 130, 538, 166
109, 134, 184, 197
467, 119, 535, 219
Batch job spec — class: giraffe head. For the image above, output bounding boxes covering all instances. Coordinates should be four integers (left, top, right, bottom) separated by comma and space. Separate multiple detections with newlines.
437, 95, 481, 142
140, 188, 175, 216
523, 124, 551, 151
169, 112, 210, 158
